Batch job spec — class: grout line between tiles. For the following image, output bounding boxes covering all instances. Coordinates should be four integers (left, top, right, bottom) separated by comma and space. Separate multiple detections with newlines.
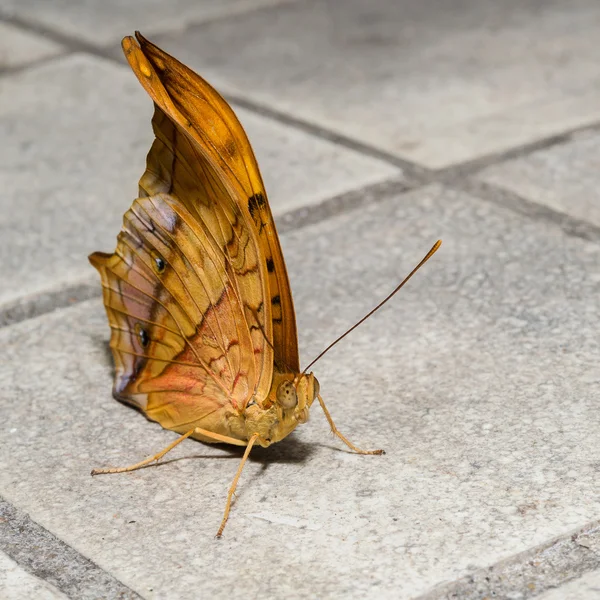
416, 519, 600, 600
432, 122, 600, 182
0, 496, 143, 600
0, 49, 73, 76
454, 179, 600, 243
220, 94, 429, 181
0, 281, 100, 328
276, 175, 413, 233
0, 12, 117, 62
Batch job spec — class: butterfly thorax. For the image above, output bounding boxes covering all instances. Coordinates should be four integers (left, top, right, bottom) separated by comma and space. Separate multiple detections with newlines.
232, 372, 319, 448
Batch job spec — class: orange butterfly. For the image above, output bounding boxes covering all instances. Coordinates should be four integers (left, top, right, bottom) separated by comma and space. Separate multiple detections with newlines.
90, 32, 440, 537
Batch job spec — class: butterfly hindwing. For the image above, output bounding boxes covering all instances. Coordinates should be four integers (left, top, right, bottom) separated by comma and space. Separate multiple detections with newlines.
90, 191, 264, 435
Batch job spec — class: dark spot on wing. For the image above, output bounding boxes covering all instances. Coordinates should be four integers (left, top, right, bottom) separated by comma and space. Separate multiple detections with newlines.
248, 193, 266, 218
266, 258, 275, 272
272, 295, 281, 305
154, 256, 166, 273
138, 327, 150, 348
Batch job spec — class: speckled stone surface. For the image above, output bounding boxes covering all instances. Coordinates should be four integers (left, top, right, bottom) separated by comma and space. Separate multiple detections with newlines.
0, 497, 142, 599
0, 53, 398, 309
0, 54, 152, 307
0, 21, 63, 69
0, 552, 68, 600
538, 570, 600, 599
478, 130, 600, 228
419, 520, 600, 599
0, 0, 303, 46
1, 185, 599, 599
152, 0, 600, 168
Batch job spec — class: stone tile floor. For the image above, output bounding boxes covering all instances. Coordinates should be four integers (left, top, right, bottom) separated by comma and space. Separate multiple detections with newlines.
0, 1, 599, 598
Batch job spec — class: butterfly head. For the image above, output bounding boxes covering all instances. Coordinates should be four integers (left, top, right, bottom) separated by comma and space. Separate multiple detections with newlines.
250, 372, 319, 446
277, 372, 319, 422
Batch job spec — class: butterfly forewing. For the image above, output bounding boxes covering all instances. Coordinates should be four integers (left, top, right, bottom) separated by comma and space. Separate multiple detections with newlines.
125, 31, 299, 374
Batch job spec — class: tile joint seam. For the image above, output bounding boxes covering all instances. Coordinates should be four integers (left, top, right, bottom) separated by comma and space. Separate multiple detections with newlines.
0, 495, 142, 599
416, 519, 600, 600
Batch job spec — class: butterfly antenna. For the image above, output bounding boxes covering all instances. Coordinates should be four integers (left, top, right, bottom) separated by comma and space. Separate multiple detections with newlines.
302, 240, 442, 375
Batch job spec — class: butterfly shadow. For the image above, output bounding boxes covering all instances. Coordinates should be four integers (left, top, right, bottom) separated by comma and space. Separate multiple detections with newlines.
89, 337, 117, 376
138, 434, 318, 474
249, 436, 318, 470
248, 437, 373, 475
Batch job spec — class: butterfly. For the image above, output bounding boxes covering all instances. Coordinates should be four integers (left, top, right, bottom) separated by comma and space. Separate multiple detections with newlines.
90, 32, 440, 537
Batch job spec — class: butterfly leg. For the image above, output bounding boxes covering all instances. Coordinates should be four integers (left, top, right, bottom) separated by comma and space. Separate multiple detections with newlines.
317, 395, 384, 455
91, 428, 248, 475
217, 432, 260, 538
91, 429, 197, 475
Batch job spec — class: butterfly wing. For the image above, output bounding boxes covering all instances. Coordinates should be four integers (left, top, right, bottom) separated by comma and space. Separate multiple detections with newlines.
90, 189, 265, 435
124, 31, 299, 373
90, 33, 301, 438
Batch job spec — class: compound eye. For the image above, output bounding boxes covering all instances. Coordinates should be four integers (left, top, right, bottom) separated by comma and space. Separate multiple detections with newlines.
276, 380, 298, 410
